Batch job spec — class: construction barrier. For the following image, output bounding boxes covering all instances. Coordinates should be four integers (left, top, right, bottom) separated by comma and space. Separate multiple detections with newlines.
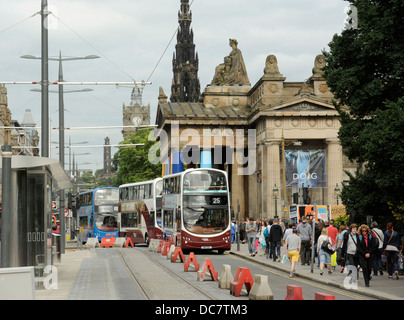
100, 237, 116, 248
162, 241, 171, 256
171, 247, 186, 263
315, 292, 335, 300
249, 274, 274, 300
150, 239, 159, 252
197, 258, 218, 282
218, 264, 233, 289
184, 252, 199, 272
85, 238, 99, 248
125, 237, 134, 248
157, 240, 164, 253
285, 285, 304, 300
230, 267, 254, 297
114, 237, 126, 248
167, 245, 176, 260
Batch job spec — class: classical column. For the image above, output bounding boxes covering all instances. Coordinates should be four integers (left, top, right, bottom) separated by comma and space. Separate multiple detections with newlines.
265, 140, 282, 219
326, 138, 343, 205
231, 149, 245, 219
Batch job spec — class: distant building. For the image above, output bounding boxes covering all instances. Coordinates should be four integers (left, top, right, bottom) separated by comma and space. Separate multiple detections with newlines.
170, 0, 201, 103
122, 87, 150, 138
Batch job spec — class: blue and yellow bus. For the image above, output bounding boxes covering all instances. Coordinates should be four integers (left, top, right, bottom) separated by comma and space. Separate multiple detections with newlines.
78, 187, 119, 242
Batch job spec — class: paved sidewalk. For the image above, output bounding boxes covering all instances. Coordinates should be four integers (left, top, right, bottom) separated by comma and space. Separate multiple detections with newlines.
229, 242, 404, 300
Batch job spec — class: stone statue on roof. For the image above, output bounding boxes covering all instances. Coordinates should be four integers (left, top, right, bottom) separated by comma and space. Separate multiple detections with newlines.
211, 39, 250, 86
312, 54, 326, 78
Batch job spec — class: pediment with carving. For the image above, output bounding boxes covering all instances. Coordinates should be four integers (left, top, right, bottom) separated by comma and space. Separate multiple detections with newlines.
271, 97, 336, 113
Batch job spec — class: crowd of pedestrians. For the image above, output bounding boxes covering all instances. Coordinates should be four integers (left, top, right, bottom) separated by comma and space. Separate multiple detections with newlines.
231, 216, 404, 285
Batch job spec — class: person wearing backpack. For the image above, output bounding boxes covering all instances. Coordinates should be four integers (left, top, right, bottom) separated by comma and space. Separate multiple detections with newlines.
357, 224, 378, 287
370, 221, 384, 276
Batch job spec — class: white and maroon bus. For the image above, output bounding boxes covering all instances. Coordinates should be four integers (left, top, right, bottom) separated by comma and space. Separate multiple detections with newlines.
118, 178, 163, 245
161, 168, 231, 253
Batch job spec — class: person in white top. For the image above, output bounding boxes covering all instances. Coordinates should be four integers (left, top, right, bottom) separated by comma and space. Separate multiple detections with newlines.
317, 228, 332, 275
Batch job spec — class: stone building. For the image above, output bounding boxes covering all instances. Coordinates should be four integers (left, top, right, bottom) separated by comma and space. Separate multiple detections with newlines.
153, 1, 356, 220
154, 3, 357, 219
122, 87, 151, 138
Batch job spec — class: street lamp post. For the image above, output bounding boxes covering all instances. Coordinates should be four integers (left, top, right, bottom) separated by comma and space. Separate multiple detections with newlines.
334, 183, 341, 205
273, 184, 279, 219
21, 52, 99, 254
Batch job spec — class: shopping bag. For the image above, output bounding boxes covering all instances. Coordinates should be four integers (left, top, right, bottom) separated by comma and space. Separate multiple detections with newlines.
331, 251, 337, 267
281, 255, 289, 264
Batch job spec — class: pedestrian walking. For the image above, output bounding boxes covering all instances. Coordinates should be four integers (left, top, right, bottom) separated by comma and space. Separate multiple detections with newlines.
370, 221, 384, 276
239, 219, 246, 243
337, 224, 348, 272
317, 227, 332, 275
246, 217, 257, 256
269, 218, 283, 262
296, 215, 312, 265
231, 219, 236, 243
383, 222, 401, 280
284, 227, 301, 278
357, 224, 378, 287
342, 223, 360, 282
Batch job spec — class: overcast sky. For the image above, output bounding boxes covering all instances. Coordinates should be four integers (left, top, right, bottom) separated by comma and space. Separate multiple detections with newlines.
0, 0, 348, 176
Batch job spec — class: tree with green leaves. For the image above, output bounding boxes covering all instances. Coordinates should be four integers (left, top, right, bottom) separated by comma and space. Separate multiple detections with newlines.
112, 128, 162, 186
323, 0, 404, 226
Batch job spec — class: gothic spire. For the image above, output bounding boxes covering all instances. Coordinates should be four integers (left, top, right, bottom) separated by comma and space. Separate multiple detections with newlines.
170, 0, 200, 103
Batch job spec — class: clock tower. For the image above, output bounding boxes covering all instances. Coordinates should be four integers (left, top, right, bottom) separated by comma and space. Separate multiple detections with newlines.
122, 87, 151, 138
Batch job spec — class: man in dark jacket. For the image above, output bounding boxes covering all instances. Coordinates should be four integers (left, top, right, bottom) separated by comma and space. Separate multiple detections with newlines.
269, 218, 283, 262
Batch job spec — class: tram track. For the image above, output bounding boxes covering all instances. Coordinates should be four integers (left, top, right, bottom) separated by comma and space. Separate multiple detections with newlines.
118, 248, 217, 300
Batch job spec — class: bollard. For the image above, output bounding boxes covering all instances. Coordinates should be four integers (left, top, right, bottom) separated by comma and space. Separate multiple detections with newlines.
315, 292, 335, 300
285, 285, 304, 300
230, 267, 254, 297
171, 247, 186, 263
157, 240, 164, 253
167, 245, 176, 260
249, 274, 274, 300
197, 258, 218, 282
218, 264, 233, 289
184, 252, 199, 272
125, 237, 135, 248
162, 241, 171, 256
86, 238, 99, 248
114, 237, 126, 248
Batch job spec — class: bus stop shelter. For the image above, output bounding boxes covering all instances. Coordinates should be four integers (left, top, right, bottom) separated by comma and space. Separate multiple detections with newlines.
0, 155, 72, 269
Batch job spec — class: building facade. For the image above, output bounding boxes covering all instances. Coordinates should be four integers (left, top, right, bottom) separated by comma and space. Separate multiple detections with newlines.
155, 38, 356, 220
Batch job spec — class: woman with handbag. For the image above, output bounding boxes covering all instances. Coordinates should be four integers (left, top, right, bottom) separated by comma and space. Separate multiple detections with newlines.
317, 228, 333, 275
383, 222, 401, 280
357, 224, 378, 287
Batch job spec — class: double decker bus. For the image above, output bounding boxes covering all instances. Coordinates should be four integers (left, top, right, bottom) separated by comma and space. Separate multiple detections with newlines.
162, 168, 231, 253
77, 187, 119, 242
118, 178, 163, 245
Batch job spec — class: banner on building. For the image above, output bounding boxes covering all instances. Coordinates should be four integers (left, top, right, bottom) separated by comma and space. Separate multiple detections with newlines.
285, 150, 327, 188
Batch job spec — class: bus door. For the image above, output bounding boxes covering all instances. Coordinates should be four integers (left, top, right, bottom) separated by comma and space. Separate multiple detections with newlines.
162, 195, 177, 243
